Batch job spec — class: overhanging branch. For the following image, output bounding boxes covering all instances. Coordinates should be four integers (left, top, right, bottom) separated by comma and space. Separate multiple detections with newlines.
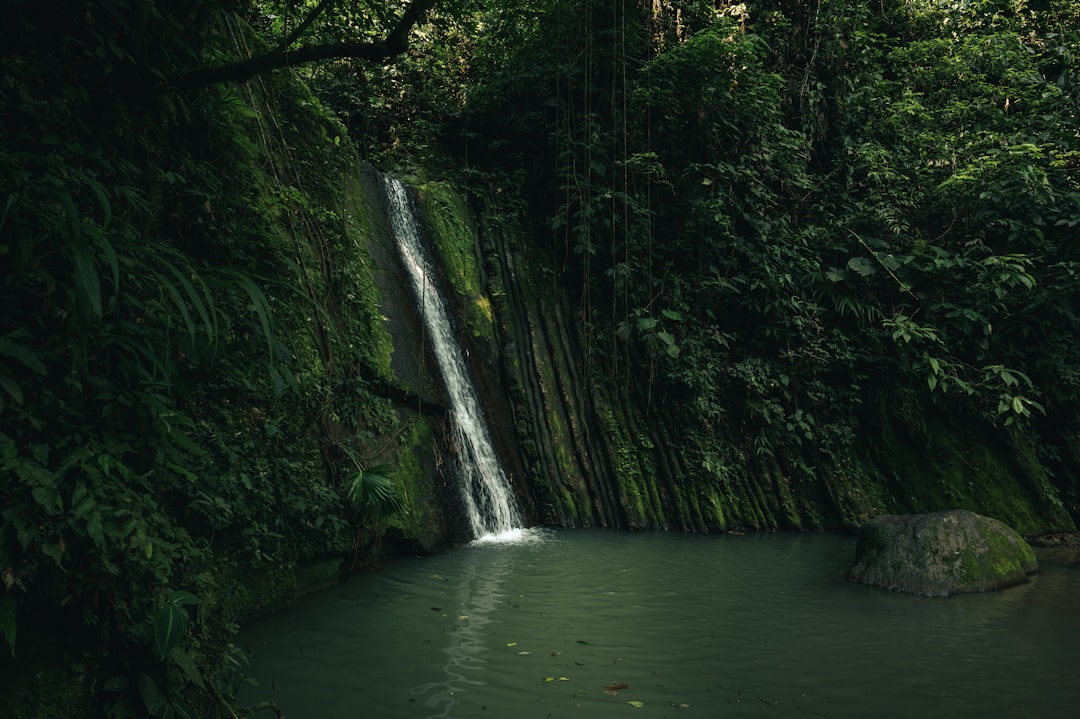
173, 0, 439, 89
274, 0, 339, 54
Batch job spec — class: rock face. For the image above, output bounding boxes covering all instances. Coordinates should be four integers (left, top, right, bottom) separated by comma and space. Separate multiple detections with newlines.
849, 510, 1038, 596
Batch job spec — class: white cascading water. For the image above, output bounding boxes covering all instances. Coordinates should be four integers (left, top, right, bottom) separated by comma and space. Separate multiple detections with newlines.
382, 176, 522, 540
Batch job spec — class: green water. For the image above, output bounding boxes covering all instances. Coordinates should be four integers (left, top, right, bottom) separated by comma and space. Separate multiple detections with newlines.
238, 530, 1079, 718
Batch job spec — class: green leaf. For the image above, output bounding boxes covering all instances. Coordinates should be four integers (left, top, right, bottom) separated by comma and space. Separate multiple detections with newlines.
847, 256, 878, 277
220, 270, 276, 361
0, 595, 16, 657
71, 483, 92, 517
168, 701, 198, 719
138, 673, 161, 713
627, 700, 645, 708
151, 270, 200, 353
0, 373, 22, 405
170, 647, 206, 689
0, 336, 46, 375
86, 511, 104, 547
153, 603, 188, 659
41, 543, 64, 566
168, 590, 202, 607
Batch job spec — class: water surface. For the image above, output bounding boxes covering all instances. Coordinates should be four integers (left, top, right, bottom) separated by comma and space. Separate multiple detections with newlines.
239, 531, 1078, 718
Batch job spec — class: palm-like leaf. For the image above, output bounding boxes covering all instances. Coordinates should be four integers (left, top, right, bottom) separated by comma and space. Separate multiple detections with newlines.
344, 464, 404, 520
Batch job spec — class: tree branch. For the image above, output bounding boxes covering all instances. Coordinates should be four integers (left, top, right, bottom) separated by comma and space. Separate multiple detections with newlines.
274, 0, 339, 54
173, 0, 438, 90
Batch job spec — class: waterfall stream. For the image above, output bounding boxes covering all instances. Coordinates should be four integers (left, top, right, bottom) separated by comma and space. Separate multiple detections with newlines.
382, 176, 522, 540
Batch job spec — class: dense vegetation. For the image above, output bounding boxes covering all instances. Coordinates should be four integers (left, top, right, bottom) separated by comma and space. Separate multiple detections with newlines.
447, 0, 1080, 532
2, 0, 1078, 716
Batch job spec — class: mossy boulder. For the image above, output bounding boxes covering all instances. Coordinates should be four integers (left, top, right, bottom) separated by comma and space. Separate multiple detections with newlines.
849, 510, 1037, 596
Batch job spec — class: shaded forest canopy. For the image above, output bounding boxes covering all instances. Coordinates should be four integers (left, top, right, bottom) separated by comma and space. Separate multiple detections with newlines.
2, 0, 1079, 716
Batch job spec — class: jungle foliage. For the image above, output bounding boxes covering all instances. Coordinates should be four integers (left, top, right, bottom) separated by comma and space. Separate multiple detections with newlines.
2, 0, 1080, 716
309, 0, 1080, 526
417, 0, 1080, 524
1, 2, 405, 716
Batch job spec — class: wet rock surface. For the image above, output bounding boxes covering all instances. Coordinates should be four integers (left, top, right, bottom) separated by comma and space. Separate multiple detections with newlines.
849, 510, 1038, 596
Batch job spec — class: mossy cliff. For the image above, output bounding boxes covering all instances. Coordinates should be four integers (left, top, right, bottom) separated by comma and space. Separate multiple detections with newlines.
410, 182, 1080, 537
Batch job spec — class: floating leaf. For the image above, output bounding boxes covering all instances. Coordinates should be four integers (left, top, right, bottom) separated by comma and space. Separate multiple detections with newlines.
559, 677, 571, 681
457, 615, 469, 621
517, 651, 531, 656
627, 700, 645, 708
506, 642, 518, 647
544, 677, 556, 683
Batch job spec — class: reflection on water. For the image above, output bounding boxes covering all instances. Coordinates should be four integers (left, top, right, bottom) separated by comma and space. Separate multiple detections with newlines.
412, 525, 554, 717
409, 542, 515, 717
238, 532, 1080, 719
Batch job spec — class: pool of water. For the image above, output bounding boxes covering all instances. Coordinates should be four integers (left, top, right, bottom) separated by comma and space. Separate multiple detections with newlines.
237, 530, 1079, 718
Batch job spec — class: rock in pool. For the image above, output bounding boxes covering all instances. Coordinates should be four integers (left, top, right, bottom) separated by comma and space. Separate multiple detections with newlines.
849, 510, 1037, 597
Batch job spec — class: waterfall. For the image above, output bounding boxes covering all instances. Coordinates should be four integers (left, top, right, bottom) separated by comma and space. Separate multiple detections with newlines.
382, 176, 522, 540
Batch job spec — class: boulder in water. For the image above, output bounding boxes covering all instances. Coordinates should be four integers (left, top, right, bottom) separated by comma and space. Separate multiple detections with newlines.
849, 510, 1037, 596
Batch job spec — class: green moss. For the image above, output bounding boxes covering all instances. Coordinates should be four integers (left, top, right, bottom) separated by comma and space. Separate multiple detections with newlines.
418, 181, 494, 340
560, 485, 579, 520
295, 556, 344, 592
342, 177, 395, 380
386, 418, 446, 550
873, 412, 1064, 535
705, 489, 728, 529
852, 511, 1036, 595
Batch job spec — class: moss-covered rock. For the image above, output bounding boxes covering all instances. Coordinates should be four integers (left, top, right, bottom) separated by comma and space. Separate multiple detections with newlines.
849, 510, 1037, 596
